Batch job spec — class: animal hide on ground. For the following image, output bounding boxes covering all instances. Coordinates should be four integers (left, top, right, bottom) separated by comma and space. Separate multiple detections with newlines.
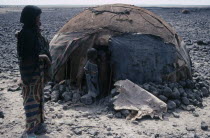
113, 79, 167, 120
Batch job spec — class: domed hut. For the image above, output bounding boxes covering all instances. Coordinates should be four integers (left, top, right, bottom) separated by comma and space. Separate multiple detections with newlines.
50, 4, 192, 93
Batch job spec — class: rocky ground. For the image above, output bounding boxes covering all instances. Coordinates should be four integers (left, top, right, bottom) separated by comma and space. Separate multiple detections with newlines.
0, 6, 210, 138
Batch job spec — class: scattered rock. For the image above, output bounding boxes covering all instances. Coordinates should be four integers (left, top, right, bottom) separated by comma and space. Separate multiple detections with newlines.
63, 105, 68, 110
178, 88, 185, 96
173, 100, 181, 107
180, 104, 188, 110
0, 118, 3, 124
181, 97, 190, 105
62, 92, 72, 101
44, 94, 51, 102
192, 111, 199, 117
111, 88, 118, 97
170, 88, 180, 99
196, 40, 208, 45
0, 111, 4, 118
88, 130, 99, 136
162, 87, 173, 98
80, 94, 93, 105
7, 86, 20, 92
201, 121, 208, 131
107, 114, 113, 119
167, 100, 176, 110
73, 129, 82, 135
121, 110, 130, 117
44, 85, 51, 92
172, 112, 180, 118
132, 120, 139, 125
52, 84, 59, 90
59, 85, 66, 94
158, 95, 168, 102
49, 107, 55, 112
115, 112, 122, 118
181, 9, 190, 14
186, 105, 195, 111
51, 90, 60, 102
201, 87, 209, 97
57, 114, 63, 119
170, 91, 180, 99
72, 93, 81, 103
186, 126, 196, 131
107, 127, 112, 131
179, 81, 186, 87
106, 132, 113, 136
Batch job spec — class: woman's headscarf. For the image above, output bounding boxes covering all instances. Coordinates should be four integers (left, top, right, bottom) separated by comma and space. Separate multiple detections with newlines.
20, 5, 42, 27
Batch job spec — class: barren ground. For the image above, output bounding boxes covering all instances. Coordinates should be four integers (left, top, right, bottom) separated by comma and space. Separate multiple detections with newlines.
0, 6, 210, 138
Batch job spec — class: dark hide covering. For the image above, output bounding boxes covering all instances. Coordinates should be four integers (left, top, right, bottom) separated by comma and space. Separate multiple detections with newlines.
110, 34, 191, 84
49, 4, 192, 86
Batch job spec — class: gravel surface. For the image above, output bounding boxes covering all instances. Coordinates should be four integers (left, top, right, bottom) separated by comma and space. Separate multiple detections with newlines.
0, 6, 210, 138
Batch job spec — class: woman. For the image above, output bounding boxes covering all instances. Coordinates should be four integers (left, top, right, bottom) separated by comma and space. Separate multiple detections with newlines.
17, 5, 51, 138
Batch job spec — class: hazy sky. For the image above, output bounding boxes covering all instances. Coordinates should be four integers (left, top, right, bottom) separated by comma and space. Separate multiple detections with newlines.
0, 0, 210, 5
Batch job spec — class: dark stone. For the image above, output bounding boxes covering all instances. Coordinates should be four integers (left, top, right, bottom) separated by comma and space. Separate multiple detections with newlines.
186, 105, 195, 111
149, 85, 157, 92
172, 112, 180, 118
173, 100, 181, 107
162, 87, 173, 98
73, 129, 82, 135
201, 121, 208, 131
187, 93, 195, 100
121, 110, 130, 117
181, 97, 190, 105
198, 82, 206, 88
0, 111, 4, 118
52, 84, 59, 91
179, 81, 186, 87
197, 40, 208, 45
111, 88, 118, 97
185, 88, 192, 94
59, 85, 66, 93
181, 9, 190, 14
115, 112, 122, 118
185, 80, 195, 88
186, 126, 196, 131
44, 94, 51, 102
191, 99, 199, 106
80, 94, 93, 105
63, 105, 68, 110
181, 104, 187, 110
170, 88, 180, 99
201, 87, 209, 97
192, 111, 199, 117
182, 92, 187, 97
167, 100, 176, 110
142, 83, 151, 91
152, 91, 159, 96
51, 90, 60, 102
7, 86, 21, 92
107, 127, 112, 131
131, 120, 139, 125
179, 88, 185, 96
168, 83, 175, 89
44, 85, 51, 92
62, 92, 73, 101
107, 114, 114, 119
88, 130, 99, 136
158, 95, 168, 102
72, 93, 81, 103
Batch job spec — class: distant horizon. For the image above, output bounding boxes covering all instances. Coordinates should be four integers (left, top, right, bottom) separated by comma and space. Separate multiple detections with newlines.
1, 4, 210, 8
0, 0, 210, 6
